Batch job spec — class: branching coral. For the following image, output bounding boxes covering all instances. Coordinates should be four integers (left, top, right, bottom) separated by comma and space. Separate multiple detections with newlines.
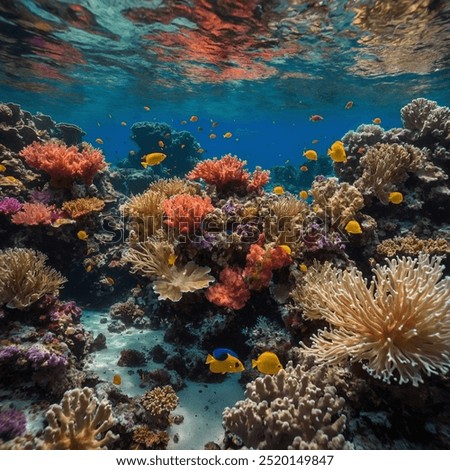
141, 385, 179, 428
0, 248, 66, 309
19, 141, 106, 186
376, 235, 450, 258
11, 202, 53, 225
223, 354, 352, 449
354, 143, 425, 203
310, 178, 364, 230
121, 190, 165, 241
38, 387, 117, 449
62, 197, 105, 218
298, 255, 450, 386
132, 426, 169, 449
163, 194, 214, 234
206, 266, 251, 310
148, 177, 198, 198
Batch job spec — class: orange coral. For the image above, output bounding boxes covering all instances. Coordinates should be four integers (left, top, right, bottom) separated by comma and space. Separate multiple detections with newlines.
187, 154, 269, 194
11, 202, 53, 225
62, 197, 105, 218
205, 266, 251, 310
20, 141, 106, 186
163, 194, 214, 234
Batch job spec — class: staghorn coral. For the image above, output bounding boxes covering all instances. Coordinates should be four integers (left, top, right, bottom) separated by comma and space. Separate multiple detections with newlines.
310, 177, 364, 230
62, 197, 105, 218
163, 194, 214, 234
223, 354, 351, 450
141, 385, 179, 428
121, 189, 165, 241
354, 143, 425, 203
298, 255, 450, 386
148, 177, 198, 198
11, 202, 53, 225
376, 234, 450, 258
38, 387, 117, 449
19, 141, 106, 186
0, 248, 66, 309
153, 261, 214, 302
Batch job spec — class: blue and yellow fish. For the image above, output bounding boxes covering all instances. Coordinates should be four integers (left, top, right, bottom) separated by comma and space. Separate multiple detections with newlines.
206, 350, 245, 374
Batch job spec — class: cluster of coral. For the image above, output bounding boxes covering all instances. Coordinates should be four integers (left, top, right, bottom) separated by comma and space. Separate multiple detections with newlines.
1, 98, 449, 450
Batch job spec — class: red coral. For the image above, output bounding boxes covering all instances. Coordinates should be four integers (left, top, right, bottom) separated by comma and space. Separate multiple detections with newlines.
11, 202, 53, 225
243, 243, 292, 290
205, 267, 251, 310
163, 194, 214, 234
187, 154, 270, 194
19, 141, 106, 186
247, 167, 271, 192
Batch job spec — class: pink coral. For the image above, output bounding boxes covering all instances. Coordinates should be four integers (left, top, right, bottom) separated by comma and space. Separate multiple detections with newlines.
11, 202, 53, 225
243, 241, 292, 290
20, 141, 106, 186
187, 154, 269, 194
163, 194, 214, 234
205, 266, 251, 310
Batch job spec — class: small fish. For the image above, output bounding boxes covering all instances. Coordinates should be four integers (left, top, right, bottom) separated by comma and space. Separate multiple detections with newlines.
211, 121, 219, 128
345, 220, 362, 234
158, 140, 165, 148
209, 133, 216, 139
299, 190, 308, 199
144, 106, 150, 111
198, 126, 203, 131
77, 230, 89, 240
108, 113, 112, 119
121, 121, 127, 126
180, 144, 186, 149
212, 348, 239, 361
303, 149, 318, 161
181, 120, 187, 125
344, 101, 353, 109
373, 117, 381, 124
113, 374, 122, 385
252, 352, 283, 375
51, 218, 75, 228
299, 263, 308, 272
197, 148, 204, 154
205, 353, 245, 374
357, 147, 365, 154
388, 191, 403, 204
190, 115, 198, 122
129, 150, 135, 156
273, 186, 284, 195
95, 138, 104, 145
141, 152, 167, 168
311, 139, 319, 144
300, 165, 308, 172
105, 277, 115, 285
309, 114, 323, 122
164, 133, 171, 138
223, 132, 232, 138
0, 164, 6, 172
279, 245, 291, 255
97, 122, 101, 127
85, 264, 93, 272
168, 253, 177, 266
327, 141, 347, 163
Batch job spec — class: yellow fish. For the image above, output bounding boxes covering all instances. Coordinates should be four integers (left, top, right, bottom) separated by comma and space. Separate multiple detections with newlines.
77, 230, 89, 240
223, 132, 232, 138
205, 354, 245, 374
141, 152, 167, 168
299, 263, 308, 272
168, 253, 177, 266
0, 164, 6, 172
95, 138, 104, 145
252, 352, 283, 375
327, 141, 347, 163
345, 220, 362, 234
279, 245, 291, 255
158, 140, 165, 148
299, 190, 308, 200
388, 192, 403, 204
273, 186, 284, 195
303, 149, 318, 161
113, 374, 122, 385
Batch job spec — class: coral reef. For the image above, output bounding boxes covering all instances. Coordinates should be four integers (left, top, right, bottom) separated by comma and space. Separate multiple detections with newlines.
38, 387, 117, 449
375, 234, 450, 258
141, 385, 179, 428
223, 354, 352, 449
298, 255, 450, 386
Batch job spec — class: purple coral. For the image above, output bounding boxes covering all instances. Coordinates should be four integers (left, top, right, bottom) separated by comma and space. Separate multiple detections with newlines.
49, 300, 82, 322
0, 345, 21, 362
29, 189, 53, 205
0, 409, 26, 440
0, 197, 23, 215
25, 345, 68, 368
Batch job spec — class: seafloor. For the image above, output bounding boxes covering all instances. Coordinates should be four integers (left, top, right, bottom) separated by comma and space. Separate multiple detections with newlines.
0, 98, 449, 450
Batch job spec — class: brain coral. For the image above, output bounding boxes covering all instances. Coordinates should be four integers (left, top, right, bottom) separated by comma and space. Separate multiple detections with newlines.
223, 354, 352, 449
